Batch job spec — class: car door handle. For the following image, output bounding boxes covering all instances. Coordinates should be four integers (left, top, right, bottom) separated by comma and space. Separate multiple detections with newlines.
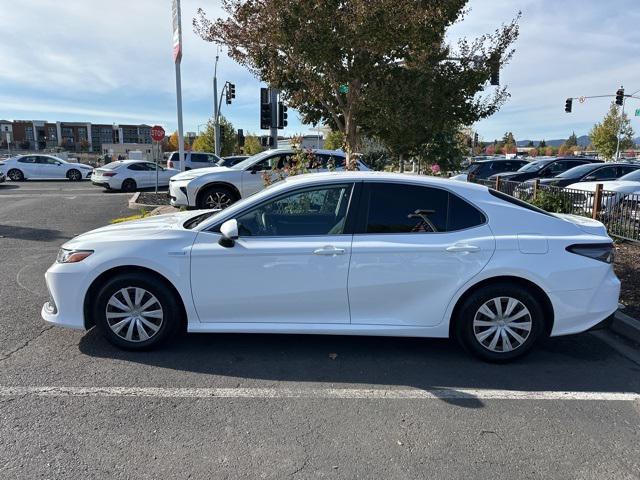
446, 244, 480, 253
313, 246, 346, 256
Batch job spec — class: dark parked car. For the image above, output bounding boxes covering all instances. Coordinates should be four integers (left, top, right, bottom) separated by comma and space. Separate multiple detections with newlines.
530, 162, 640, 188
217, 155, 250, 167
466, 158, 529, 182
488, 157, 603, 183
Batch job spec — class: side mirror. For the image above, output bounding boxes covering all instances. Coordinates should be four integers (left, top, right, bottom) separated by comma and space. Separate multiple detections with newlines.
249, 165, 259, 174
218, 219, 238, 248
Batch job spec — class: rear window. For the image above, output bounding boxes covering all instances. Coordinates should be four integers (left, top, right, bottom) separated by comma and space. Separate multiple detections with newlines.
102, 161, 123, 169
488, 189, 553, 217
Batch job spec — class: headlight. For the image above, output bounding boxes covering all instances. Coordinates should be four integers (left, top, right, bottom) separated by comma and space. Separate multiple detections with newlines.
56, 248, 93, 263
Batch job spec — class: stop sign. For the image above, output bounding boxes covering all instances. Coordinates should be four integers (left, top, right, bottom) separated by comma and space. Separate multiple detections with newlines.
151, 125, 165, 142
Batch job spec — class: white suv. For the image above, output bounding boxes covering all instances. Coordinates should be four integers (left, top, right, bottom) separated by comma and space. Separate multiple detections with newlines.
165, 151, 222, 171
169, 148, 367, 210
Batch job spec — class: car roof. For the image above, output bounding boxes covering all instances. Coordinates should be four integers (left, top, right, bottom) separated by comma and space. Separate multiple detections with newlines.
283, 171, 489, 192
474, 158, 528, 164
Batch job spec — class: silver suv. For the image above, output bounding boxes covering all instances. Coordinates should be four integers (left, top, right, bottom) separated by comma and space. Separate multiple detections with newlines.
166, 151, 222, 171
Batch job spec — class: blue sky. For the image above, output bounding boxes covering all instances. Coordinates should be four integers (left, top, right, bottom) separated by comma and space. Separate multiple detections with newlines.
1, 0, 640, 142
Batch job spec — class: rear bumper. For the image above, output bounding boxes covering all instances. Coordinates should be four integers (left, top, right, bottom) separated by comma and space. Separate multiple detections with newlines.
549, 268, 620, 336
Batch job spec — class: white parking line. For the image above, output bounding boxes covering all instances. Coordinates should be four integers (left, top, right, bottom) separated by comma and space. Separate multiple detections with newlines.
0, 386, 638, 401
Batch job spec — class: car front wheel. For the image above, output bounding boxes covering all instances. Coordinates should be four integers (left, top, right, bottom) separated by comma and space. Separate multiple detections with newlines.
94, 273, 181, 350
198, 186, 236, 210
455, 284, 545, 362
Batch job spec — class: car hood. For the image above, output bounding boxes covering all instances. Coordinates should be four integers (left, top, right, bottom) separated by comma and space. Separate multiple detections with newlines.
565, 180, 640, 193
171, 166, 232, 181
63, 210, 203, 249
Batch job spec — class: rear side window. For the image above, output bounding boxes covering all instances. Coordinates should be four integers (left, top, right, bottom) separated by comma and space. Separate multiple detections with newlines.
488, 189, 553, 217
18, 156, 36, 164
360, 183, 485, 234
191, 153, 211, 163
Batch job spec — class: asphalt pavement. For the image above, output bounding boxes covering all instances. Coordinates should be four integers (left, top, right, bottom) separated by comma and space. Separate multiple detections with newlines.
1, 180, 639, 479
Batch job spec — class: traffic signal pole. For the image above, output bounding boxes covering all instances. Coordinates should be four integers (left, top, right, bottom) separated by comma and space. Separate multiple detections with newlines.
269, 87, 279, 149
615, 94, 626, 161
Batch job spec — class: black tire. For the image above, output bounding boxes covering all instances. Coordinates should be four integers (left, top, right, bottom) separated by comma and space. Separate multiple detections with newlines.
93, 272, 181, 350
454, 283, 545, 363
7, 169, 24, 181
198, 185, 237, 210
67, 169, 82, 181
121, 178, 137, 192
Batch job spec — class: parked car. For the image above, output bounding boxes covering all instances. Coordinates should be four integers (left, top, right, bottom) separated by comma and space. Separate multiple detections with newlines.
0, 171, 5, 184
91, 160, 179, 192
169, 148, 369, 210
165, 151, 222, 170
488, 157, 602, 183
0, 154, 93, 181
456, 158, 529, 182
531, 162, 640, 189
43, 172, 619, 362
217, 155, 249, 167
565, 168, 640, 214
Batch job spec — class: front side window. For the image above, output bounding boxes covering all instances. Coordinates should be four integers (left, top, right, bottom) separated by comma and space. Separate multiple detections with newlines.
127, 163, 144, 171
235, 184, 353, 237
191, 153, 209, 163
18, 156, 36, 164
590, 166, 618, 180
361, 183, 485, 234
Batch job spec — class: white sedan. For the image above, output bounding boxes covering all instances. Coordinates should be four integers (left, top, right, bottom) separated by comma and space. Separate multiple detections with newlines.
169, 148, 369, 210
565, 169, 640, 213
91, 160, 179, 191
0, 154, 93, 181
42, 172, 619, 362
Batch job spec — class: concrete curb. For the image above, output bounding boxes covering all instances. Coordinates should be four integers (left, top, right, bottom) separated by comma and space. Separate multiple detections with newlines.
128, 192, 174, 211
612, 310, 640, 345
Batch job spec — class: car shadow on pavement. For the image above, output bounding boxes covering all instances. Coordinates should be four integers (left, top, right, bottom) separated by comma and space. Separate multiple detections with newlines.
0, 224, 66, 241
78, 329, 640, 409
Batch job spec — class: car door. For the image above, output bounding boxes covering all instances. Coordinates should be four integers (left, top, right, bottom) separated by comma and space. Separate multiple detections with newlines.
348, 182, 495, 327
585, 165, 619, 182
36, 156, 63, 179
16, 156, 39, 178
190, 182, 355, 324
126, 163, 151, 187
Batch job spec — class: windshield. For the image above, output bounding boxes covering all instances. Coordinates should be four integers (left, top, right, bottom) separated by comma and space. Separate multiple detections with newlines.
619, 169, 640, 182
556, 163, 598, 178
518, 160, 551, 172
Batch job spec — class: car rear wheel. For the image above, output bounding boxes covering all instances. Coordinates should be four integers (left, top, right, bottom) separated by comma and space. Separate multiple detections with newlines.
67, 169, 82, 181
198, 186, 236, 210
94, 273, 180, 350
455, 284, 545, 362
7, 169, 24, 181
121, 178, 137, 192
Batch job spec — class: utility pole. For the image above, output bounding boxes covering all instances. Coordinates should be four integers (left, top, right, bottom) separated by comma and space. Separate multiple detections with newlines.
213, 52, 221, 156
615, 87, 625, 161
269, 87, 279, 149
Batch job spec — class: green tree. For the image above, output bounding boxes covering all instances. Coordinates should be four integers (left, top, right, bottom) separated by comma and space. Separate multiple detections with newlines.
526, 140, 534, 147
539, 139, 546, 148
191, 116, 237, 156
589, 102, 635, 160
195, 1, 519, 167
192, 125, 215, 152
565, 131, 578, 148
502, 131, 516, 145
324, 130, 344, 150
244, 134, 264, 155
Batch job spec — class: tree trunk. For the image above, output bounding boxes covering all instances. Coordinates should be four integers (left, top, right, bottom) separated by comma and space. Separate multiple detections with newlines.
399, 153, 404, 173
344, 111, 359, 170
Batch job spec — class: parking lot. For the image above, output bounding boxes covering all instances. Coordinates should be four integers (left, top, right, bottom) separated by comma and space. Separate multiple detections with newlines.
1, 180, 640, 479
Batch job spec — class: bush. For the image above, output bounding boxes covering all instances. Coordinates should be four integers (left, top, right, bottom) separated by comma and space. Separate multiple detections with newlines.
529, 190, 573, 213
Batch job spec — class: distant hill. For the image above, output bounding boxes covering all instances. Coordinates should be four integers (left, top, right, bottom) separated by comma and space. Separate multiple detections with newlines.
516, 135, 591, 148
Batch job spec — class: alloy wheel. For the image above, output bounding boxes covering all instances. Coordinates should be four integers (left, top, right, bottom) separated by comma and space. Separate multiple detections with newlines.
105, 287, 164, 343
8, 169, 23, 181
205, 191, 232, 209
68, 170, 81, 181
472, 297, 532, 353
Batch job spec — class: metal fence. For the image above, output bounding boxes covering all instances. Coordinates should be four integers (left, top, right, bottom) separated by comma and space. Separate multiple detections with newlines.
474, 178, 640, 242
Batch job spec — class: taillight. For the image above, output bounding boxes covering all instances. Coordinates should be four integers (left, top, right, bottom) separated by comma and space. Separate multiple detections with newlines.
566, 243, 614, 264
103, 172, 117, 177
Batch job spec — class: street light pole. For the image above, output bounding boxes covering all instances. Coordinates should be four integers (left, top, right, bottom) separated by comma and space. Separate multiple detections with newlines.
615, 95, 626, 161
213, 51, 221, 156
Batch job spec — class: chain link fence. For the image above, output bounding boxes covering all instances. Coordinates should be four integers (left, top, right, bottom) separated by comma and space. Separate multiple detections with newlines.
473, 178, 640, 242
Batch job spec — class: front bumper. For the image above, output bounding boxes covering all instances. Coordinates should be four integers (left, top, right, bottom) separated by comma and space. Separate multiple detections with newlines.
169, 181, 190, 207
41, 262, 91, 330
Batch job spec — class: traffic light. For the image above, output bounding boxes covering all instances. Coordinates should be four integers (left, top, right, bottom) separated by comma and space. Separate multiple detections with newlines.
260, 88, 271, 129
565, 98, 573, 113
260, 136, 274, 147
237, 128, 245, 147
225, 83, 236, 105
616, 88, 624, 106
489, 60, 500, 86
277, 102, 288, 129
473, 132, 479, 145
